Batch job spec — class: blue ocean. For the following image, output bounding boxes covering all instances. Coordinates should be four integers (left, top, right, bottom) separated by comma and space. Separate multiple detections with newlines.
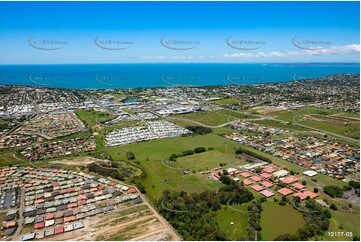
0, 63, 359, 89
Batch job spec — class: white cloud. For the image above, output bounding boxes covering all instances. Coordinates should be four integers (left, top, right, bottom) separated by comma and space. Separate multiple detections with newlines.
141, 56, 193, 59
224, 44, 360, 58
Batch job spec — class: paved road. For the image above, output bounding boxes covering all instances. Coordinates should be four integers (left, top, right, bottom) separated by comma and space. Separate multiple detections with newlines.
13, 187, 25, 240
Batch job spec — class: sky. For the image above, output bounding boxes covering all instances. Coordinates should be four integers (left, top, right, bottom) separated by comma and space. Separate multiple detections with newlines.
0, 1, 359, 64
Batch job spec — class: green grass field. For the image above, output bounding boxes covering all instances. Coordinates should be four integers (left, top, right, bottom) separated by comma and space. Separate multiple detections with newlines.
75, 110, 115, 129
323, 210, 360, 240
252, 119, 310, 131
268, 106, 359, 140
217, 109, 258, 119
296, 117, 359, 140
173, 150, 235, 172
260, 202, 305, 240
0, 152, 27, 167
210, 98, 240, 105
217, 205, 249, 240
106, 134, 237, 201
268, 107, 342, 122
174, 111, 236, 126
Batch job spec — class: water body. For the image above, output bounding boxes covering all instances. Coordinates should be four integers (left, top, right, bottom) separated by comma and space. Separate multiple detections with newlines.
123, 97, 138, 103
0, 63, 359, 89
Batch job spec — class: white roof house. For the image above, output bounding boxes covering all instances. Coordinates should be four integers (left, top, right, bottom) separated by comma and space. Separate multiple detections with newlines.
303, 170, 317, 177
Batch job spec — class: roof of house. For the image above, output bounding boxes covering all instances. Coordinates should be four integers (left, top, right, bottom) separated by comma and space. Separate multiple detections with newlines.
281, 175, 300, 184
250, 175, 262, 182
4, 227, 15, 236
55, 226, 64, 234
303, 170, 317, 177
240, 171, 251, 178
64, 215, 76, 223
261, 181, 274, 188
261, 190, 275, 197
292, 182, 305, 190
251, 185, 264, 192
260, 173, 272, 179
21, 233, 35, 241
263, 167, 276, 173
34, 221, 45, 229
127, 188, 137, 194
73, 221, 84, 230
273, 170, 289, 177
277, 187, 293, 196
45, 213, 54, 220
293, 190, 319, 200
243, 179, 253, 185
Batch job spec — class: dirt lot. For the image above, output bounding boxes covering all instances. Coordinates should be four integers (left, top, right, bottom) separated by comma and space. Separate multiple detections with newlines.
48, 156, 97, 166
251, 106, 285, 114
42, 201, 179, 241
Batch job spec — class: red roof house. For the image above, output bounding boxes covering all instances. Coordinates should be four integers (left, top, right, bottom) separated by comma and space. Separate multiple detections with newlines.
277, 187, 293, 196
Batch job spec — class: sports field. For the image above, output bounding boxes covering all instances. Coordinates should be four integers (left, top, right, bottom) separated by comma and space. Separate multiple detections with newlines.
260, 202, 305, 240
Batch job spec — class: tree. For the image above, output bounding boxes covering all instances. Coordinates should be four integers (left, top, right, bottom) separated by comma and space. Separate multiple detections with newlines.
169, 154, 178, 161
235, 148, 243, 154
194, 147, 206, 153
126, 151, 135, 160
330, 204, 338, 210
136, 182, 146, 194
220, 175, 232, 185
349, 180, 360, 189
313, 187, 319, 193
324, 185, 344, 198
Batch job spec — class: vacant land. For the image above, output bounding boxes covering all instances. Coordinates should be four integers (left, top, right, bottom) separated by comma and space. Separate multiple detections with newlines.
210, 98, 240, 105
217, 205, 249, 240
173, 149, 235, 172
45, 202, 177, 241
324, 210, 360, 240
260, 202, 305, 240
268, 107, 360, 140
0, 152, 27, 167
252, 119, 309, 131
106, 134, 237, 202
75, 110, 115, 129
174, 111, 236, 126
217, 109, 258, 119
